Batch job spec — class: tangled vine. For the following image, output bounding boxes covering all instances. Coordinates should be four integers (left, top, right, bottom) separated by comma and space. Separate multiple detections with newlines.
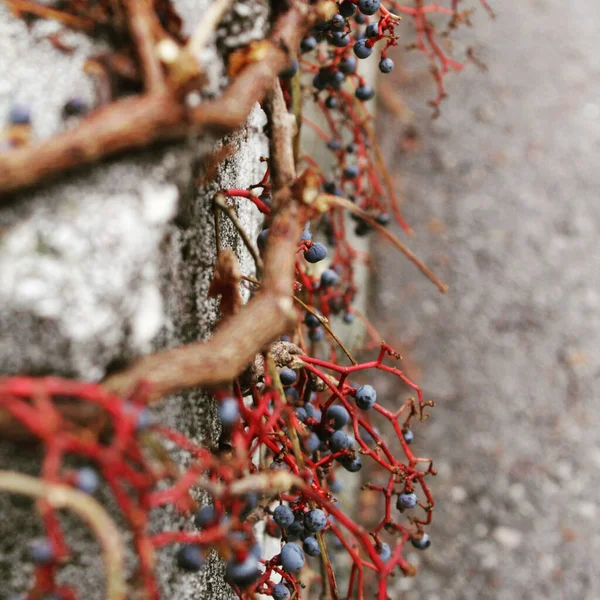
0, 1, 490, 599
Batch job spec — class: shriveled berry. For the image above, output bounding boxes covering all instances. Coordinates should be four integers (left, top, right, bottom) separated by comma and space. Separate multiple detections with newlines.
339, 0, 357, 17
329, 430, 352, 452
320, 269, 339, 287
355, 384, 377, 410
176, 544, 204, 571
358, 0, 381, 16
354, 39, 373, 59
280, 542, 305, 573
219, 397, 239, 426
194, 504, 216, 528
411, 533, 431, 550
301, 226, 313, 241
355, 84, 375, 101
75, 467, 99, 494
301, 36, 317, 53
397, 492, 418, 510
226, 554, 260, 586
340, 455, 362, 472
379, 57, 394, 73
304, 509, 327, 533
326, 405, 350, 429
273, 505, 295, 529
377, 542, 391, 561
303, 536, 321, 556
304, 242, 328, 263
28, 538, 54, 564
280, 367, 297, 386
272, 582, 291, 600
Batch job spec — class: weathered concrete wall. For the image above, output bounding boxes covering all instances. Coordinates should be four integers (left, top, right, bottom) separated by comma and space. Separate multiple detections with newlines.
0, 2, 268, 598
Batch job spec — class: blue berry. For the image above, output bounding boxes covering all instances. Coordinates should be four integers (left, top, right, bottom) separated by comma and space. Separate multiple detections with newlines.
344, 165, 360, 179
272, 582, 291, 600
397, 492, 418, 510
359, 425, 379, 445
343, 312, 355, 324
134, 407, 155, 431
320, 269, 339, 287
326, 405, 350, 429
226, 554, 260, 586
346, 142, 356, 153
219, 397, 240, 426
403, 429, 414, 444
257, 229, 269, 250
285, 386, 299, 403
279, 60, 298, 79
280, 367, 297, 386
353, 39, 373, 59
313, 73, 328, 90
377, 542, 391, 561
75, 467, 99, 494
339, 56, 357, 74
251, 541, 263, 558
327, 137, 342, 150
280, 542, 305, 573
355, 384, 377, 410
330, 14, 345, 30
287, 517, 305, 540
325, 96, 339, 110
63, 97, 88, 118
411, 533, 431, 550
379, 57, 394, 73
280, 335, 291, 342
330, 31, 351, 48
301, 226, 313, 241
358, 0, 381, 16
305, 404, 322, 423
355, 12, 367, 24
329, 477, 343, 493
303, 536, 321, 556
304, 432, 321, 453
339, 0, 357, 17
295, 406, 308, 422
28, 538, 54, 564
8, 104, 31, 125
355, 84, 375, 101
273, 505, 295, 529
301, 36, 318, 53
304, 509, 327, 533
366, 23, 379, 38
329, 430, 352, 452
309, 328, 324, 342
194, 504, 216, 528
176, 544, 204, 571
375, 213, 391, 226
304, 311, 321, 328
340, 455, 362, 472
304, 242, 328, 263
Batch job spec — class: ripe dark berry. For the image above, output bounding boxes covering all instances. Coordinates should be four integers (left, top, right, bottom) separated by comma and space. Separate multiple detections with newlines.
287, 517, 305, 540
330, 14, 345, 31
301, 36, 317, 53
397, 492, 418, 510
330, 31, 351, 48
194, 504, 216, 528
304, 509, 327, 533
366, 23, 379, 38
63, 97, 88, 118
379, 57, 394, 73
403, 428, 414, 444
355, 84, 375, 101
330, 430, 352, 452
346, 142, 356, 153
339, 56, 357, 74
354, 39, 373, 59
355, 384, 377, 410
343, 312, 355, 324
313, 73, 327, 90
280, 542, 305, 572
176, 544, 204, 571
320, 269, 339, 287
329, 477, 343, 493
257, 229, 269, 250
285, 386, 299, 403
358, 0, 381, 16
226, 554, 261, 586
375, 213, 391, 226
279, 367, 297, 386
343, 165, 360, 179
327, 138, 342, 150
273, 504, 295, 529
326, 405, 350, 429
75, 467, 99, 494
411, 533, 431, 550
309, 327, 324, 342
305, 403, 322, 422
325, 96, 339, 110
303, 536, 321, 556
295, 407, 308, 422
355, 12, 367, 24
304, 432, 321, 453
8, 104, 31, 125
279, 60, 299, 79
339, 0, 357, 17
377, 542, 391, 561
219, 397, 240, 426
304, 311, 321, 328
272, 583, 291, 600
340, 455, 362, 472
28, 538, 54, 564
330, 70, 346, 89
304, 242, 328, 263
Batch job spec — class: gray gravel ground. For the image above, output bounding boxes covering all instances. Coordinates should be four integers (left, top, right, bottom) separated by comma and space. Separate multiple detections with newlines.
371, 2, 600, 599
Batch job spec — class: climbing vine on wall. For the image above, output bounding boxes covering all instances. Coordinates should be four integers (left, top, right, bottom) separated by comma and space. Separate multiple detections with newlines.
0, 1, 490, 599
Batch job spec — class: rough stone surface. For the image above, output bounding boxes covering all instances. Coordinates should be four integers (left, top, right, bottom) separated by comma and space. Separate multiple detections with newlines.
372, 2, 600, 599
0, 1, 269, 599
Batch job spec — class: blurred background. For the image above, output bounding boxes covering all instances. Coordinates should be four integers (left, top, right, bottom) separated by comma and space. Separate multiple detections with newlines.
369, 2, 600, 599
